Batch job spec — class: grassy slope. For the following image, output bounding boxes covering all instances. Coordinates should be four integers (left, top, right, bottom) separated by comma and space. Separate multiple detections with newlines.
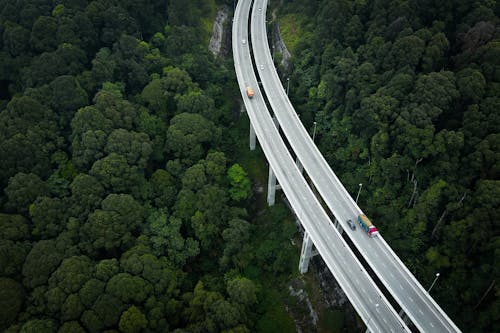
277, 14, 313, 54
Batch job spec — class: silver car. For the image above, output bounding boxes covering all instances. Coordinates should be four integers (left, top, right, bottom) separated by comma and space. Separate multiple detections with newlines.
346, 219, 356, 230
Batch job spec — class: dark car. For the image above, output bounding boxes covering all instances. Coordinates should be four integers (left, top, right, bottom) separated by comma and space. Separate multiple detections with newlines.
346, 219, 356, 231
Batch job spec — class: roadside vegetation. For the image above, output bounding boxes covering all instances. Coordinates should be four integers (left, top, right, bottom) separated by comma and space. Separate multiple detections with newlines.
277, 0, 499, 331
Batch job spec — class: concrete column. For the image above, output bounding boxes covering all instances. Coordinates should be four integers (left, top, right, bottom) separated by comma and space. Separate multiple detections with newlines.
249, 122, 256, 151
334, 219, 344, 235
296, 157, 304, 173
299, 232, 315, 274
273, 116, 279, 130
267, 166, 277, 206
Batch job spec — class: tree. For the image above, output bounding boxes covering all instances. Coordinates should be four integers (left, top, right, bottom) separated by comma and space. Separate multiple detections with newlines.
227, 164, 252, 202
146, 210, 199, 264
210, 299, 241, 331
166, 113, 220, 165
0, 96, 60, 185
3, 22, 30, 56
227, 277, 257, 307
95, 259, 119, 282
120, 245, 183, 298
150, 169, 177, 209
119, 306, 148, 333
91, 48, 117, 86
29, 196, 66, 239
0, 278, 24, 330
140, 78, 169, 116
79, 279, 105, 308
91, 293, 125, 328
0, 240, 30, 277
58, 321, 85, 333
388, 35, 425, 70
89, 153, 144, 196
60, 293, 84, 322
72, 129, 108, 170
49, 75, 88, 116
182, 163, 207, 191
4, 173, 48, 214
204, 151, 227, 182
456, 68, 486, 102
48, 256, 94, 294
30, 16, 58, 52
81, 194, 143, 254
104, 129, 152, 167
71, 106, 113, 141
106, 273, 152, 304
69, 174, 105, 218
20, 319, 56, 333
220, 219, 252, 270
0, 214, 29, 241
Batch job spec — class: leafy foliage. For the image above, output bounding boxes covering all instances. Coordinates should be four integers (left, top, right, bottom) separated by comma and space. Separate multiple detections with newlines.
281, 0, 500, 330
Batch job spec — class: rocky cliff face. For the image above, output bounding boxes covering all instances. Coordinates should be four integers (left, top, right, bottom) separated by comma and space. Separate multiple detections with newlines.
209, 6, 230, 58
272, 22, 292, 72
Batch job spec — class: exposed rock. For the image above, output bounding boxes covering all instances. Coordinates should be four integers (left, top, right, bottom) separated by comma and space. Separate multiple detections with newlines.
209, 6, 230, 57
272, 22, 292, 72
288, 277, 319, 332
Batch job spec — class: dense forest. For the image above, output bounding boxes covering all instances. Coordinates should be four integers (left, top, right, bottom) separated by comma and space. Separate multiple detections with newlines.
0, 0, 498, 332
0, 0, 303, 332
278, 0, 499, 331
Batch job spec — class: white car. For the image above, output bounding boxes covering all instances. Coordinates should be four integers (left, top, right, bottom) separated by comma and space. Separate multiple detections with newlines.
242, 39, 246, 44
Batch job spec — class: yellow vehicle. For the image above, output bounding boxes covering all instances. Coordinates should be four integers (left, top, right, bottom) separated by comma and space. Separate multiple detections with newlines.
246, 86, 254, 98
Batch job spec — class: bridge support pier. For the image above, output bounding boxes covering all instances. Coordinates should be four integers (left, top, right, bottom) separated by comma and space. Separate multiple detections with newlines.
267, 167, 277, 206
272, 116, 280, 130
299, 231, 319, 273
334, 219, 344, 235
296, 157, 303, 173
249, 123, 256, 151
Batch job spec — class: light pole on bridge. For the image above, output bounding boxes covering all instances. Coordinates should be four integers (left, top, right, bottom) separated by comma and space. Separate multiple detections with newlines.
428, 272, 440, 293
286, 77, 290, 96
312, 121, 317, 142
356, 183, 363, 203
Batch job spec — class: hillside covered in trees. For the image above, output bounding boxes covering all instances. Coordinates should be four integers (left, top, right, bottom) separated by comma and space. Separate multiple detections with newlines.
277, 0, 499, 331
0, 0, 303, 332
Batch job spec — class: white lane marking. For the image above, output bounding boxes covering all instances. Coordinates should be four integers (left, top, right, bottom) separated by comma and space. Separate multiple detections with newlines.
430, 322, 435, 328
419, 309, 424, 315
399, 283, 404, 289
382, 317, 387, 323
409, 297, 414, 303
390, 329, 395, 333
389, 272, 395, 278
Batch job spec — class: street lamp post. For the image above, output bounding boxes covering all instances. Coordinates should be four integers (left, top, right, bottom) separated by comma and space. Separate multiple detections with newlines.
312, 121, 317, 141
286, 77, 290, 96
356, 183, 363, 203
428, 273, 440, 293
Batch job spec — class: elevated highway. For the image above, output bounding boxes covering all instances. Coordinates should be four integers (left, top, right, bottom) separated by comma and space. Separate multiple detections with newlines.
249, 0, 461, 332
233, 1, 410, 332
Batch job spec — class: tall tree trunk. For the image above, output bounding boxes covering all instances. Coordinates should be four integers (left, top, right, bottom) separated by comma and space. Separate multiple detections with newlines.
474, 279, 495, 310
432, 192, 467, 239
